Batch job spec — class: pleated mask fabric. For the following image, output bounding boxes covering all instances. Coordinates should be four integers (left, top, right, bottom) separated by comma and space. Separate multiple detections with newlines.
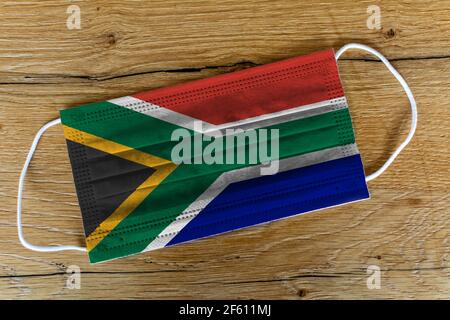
58, 48, 369, 263
17, 44, 417, 264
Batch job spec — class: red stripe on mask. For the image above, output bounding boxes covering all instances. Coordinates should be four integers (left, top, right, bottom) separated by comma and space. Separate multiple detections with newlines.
133, 49, 344, 125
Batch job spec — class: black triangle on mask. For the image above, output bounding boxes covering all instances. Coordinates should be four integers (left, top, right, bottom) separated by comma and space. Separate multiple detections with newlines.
65, 140, 155, 237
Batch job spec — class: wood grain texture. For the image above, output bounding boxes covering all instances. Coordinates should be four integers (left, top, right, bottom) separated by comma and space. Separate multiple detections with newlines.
0, 0, 449, 299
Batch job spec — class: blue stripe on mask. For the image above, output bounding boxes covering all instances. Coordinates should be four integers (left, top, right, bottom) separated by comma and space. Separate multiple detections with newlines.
168, 154, 369, 246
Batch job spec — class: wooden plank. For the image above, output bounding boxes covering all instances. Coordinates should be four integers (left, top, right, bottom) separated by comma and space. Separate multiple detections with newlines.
1, 58, 449, 299
1, 0, 450, 82
0, 0, 449, 299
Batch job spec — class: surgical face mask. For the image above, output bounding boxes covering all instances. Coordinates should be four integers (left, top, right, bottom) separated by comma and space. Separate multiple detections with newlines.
17, 43, 417, 263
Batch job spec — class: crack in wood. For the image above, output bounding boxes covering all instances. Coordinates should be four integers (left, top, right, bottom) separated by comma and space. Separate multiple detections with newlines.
2, 266, 448, 281
0, 54, 448, 85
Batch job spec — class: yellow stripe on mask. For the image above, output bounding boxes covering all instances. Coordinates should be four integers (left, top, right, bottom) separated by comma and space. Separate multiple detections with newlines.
63, 125, 172, 168
62, 125, 177, 252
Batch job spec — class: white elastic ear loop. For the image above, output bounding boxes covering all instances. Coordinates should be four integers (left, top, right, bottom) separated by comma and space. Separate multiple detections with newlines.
335, 43, 418, 182
17, 118, 86, 252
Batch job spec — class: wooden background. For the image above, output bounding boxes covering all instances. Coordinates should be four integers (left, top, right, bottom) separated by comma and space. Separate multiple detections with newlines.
0, 0, 449, 299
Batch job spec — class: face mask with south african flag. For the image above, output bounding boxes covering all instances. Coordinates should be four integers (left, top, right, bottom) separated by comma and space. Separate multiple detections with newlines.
17, 44, 417, 263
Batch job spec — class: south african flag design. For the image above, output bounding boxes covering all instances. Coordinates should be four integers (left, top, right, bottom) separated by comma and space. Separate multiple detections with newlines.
60, 49, 370, 263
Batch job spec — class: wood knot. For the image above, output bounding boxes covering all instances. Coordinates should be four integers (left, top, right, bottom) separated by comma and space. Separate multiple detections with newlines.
407, 198, 422, 206
383, 28, 397, 39
105, 32, 118, 46
56, 262, 67, 271
297, 289, 307, 297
